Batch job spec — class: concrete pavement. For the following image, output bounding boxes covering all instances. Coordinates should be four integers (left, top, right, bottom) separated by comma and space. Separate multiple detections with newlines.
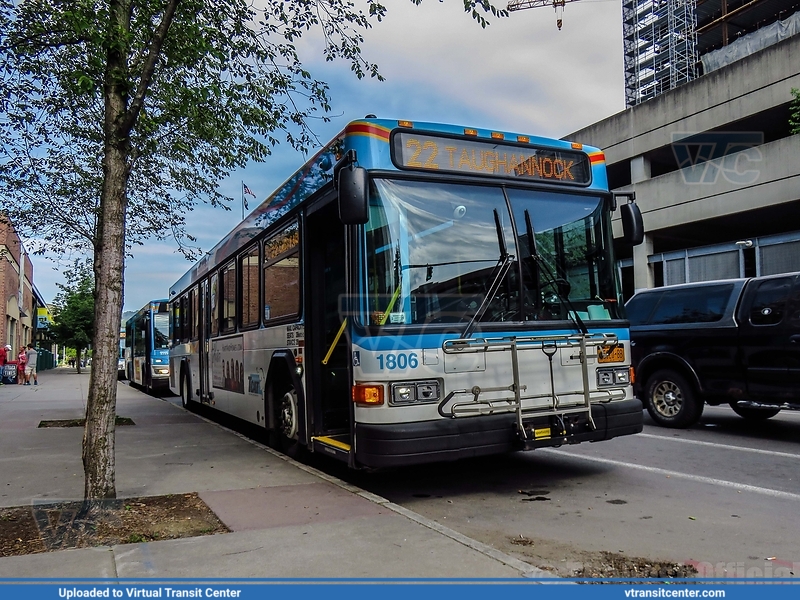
0, 367, 555, 579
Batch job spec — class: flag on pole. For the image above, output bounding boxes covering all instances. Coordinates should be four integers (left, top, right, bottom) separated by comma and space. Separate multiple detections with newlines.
242, 182, 256, 212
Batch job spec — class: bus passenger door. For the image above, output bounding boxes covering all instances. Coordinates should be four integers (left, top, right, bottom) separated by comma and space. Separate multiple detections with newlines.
306, 201, 351, 447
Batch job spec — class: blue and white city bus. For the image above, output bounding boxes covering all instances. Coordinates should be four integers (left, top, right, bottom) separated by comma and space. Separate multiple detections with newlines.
168, 118, 645, 468
126, 300, 171, 393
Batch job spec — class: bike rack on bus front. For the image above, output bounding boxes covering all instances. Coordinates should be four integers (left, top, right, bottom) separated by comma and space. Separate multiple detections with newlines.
438, 333, 626, 442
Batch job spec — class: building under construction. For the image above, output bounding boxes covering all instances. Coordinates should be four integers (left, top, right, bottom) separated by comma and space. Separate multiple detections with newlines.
562, 0, 800, 298
623, 0, 800, 106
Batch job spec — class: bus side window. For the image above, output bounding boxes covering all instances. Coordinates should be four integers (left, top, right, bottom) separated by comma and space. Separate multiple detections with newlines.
170, 302, 178, 343
134, 316, 146, 356
191, 286, 199, 341
186, 289, 194, 342
239, 244, 260, 329
221, 261, 237, 333
210, 273, 219, 337
180, 295, 189, 343
263, 222, 300, 322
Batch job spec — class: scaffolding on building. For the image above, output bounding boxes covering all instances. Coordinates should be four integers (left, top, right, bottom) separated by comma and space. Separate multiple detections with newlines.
623, 0, 698, 107
510, 0, 799, 107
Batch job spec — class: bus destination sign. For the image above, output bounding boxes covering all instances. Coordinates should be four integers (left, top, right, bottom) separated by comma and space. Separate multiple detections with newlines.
392, 131, 591, 185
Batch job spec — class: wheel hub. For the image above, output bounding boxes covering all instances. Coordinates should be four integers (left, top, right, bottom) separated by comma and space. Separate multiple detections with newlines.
278, 391, 298, 439
654, 381, 683, 417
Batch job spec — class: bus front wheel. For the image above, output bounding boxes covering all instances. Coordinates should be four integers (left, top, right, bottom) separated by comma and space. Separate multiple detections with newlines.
268, 387, 300, 455
278, 390, 299, 440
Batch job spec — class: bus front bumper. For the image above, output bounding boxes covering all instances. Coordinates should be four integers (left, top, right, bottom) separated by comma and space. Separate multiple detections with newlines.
354, 399, 643, 468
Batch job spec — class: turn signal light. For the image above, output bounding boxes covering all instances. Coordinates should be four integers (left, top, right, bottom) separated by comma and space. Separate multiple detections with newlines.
629, 366, 635, 385
352, 384, 384, 406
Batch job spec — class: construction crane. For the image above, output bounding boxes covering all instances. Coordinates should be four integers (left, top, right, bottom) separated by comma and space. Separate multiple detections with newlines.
507, 0, 582, 30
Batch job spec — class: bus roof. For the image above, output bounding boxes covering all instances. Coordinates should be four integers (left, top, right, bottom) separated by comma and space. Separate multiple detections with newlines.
169, 118, 606, 298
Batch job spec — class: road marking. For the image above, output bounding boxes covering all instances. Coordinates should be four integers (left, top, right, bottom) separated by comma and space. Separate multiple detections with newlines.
637, 432, 800, 460
540, 449, 800, 501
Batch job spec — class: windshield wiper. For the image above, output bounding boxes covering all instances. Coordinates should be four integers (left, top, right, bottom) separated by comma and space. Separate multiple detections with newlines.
524, 209, 588, 335
462, 209, 515, 338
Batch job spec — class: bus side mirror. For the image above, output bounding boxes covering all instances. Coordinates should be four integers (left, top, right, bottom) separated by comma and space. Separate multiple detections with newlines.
616, 193, 644, 246
338, 165, 369, 225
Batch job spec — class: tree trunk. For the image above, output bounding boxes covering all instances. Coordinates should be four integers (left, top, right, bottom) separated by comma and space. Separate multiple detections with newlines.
82, 0, 131, 502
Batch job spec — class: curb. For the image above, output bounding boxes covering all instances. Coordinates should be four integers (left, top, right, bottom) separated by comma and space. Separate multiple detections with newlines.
179, 396, 561, 580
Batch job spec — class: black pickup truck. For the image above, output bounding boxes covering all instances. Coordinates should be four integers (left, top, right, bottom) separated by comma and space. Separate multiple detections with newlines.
626, 272, 800, 428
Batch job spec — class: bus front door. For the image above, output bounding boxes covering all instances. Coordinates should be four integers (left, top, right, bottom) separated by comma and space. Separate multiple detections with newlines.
306, 201, 352, 457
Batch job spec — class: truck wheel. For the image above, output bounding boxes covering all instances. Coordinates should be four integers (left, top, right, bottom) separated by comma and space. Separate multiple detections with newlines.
729, 403, 781, 420
645, 369, 703, 428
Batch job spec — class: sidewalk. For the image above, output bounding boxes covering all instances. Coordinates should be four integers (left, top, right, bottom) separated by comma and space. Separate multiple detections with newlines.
0, 368, 554, 579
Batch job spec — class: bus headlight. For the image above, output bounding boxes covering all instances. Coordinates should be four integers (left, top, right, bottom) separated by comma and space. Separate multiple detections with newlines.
394, 386, 415, 403
390, 380, 440, 405
596, 367, 630, 387
152, 367, 170, 376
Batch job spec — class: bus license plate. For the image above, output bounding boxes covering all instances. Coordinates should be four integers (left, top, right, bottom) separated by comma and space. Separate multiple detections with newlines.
598, 345, 625, 363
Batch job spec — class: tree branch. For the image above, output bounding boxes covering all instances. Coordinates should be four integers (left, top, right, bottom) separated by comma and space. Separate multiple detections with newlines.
121, 0, 181, 134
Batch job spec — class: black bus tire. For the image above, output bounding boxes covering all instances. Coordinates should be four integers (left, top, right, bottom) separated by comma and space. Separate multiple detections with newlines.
267, 386, 302, 457
645, 369, 703, 428
181, 370, 191, 410
729, 403, 781, 421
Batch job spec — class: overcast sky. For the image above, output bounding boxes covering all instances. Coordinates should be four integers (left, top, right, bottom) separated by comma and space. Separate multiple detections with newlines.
30, 0, 626, 313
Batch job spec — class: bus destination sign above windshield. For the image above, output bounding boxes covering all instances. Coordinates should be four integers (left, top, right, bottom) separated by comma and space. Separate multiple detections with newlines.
392, 131, 591, 185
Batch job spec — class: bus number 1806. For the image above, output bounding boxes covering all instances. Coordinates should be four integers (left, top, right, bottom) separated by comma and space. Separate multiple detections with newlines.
376, 352, 419, 370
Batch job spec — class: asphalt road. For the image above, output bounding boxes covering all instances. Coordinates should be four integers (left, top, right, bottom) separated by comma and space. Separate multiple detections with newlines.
159, 382, 800, 579
332, 406, 800, 578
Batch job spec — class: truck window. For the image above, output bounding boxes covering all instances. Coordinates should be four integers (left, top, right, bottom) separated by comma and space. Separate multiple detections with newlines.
649, 284, 734, 325
625, 292, 662, 325
748, 277, 792, 326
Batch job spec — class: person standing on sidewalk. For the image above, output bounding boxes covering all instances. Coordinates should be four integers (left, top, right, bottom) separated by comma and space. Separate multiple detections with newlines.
0, 344, 7, 385
17, 346, 27, 385
24, 343, 38, 386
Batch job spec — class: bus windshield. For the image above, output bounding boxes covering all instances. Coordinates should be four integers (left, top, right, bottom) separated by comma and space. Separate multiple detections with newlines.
154, 313, 170, 349
363, 178, 621, 328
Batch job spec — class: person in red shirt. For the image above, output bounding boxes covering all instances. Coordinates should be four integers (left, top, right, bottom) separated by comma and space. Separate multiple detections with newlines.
0, 344, 8, 385
17, 346, 27, 385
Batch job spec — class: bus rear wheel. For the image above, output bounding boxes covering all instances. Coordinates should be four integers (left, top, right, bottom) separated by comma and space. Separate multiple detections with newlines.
181, 372, 191, 410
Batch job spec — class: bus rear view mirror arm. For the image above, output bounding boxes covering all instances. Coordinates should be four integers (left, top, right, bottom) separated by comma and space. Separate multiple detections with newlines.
615, 192, 644, 246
